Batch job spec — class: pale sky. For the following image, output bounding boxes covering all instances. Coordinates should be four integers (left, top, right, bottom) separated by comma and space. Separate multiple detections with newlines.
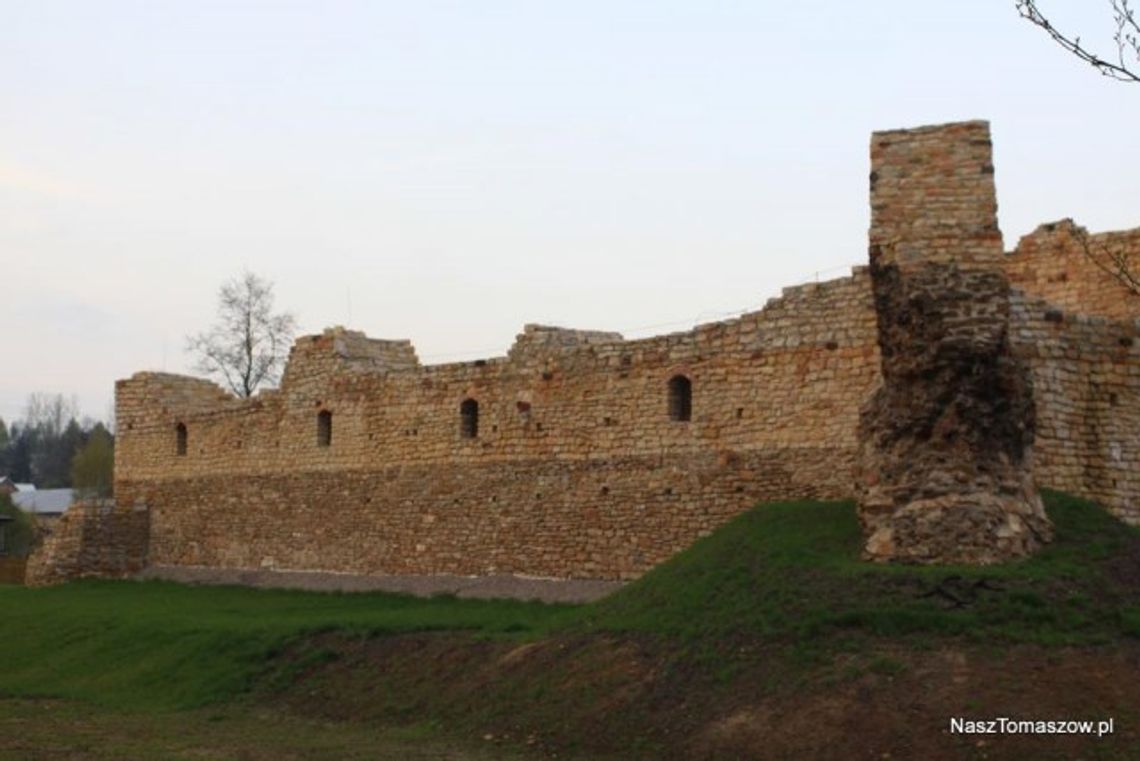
2, 1, 1137, 424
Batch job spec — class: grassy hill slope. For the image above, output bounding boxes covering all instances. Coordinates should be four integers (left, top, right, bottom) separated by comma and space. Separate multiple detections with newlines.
581, 490, 1140, 647
0, 578, 570, 710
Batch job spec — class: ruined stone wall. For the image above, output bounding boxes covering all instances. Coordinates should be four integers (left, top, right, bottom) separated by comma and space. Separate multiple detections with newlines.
1012, 296, 1140, 524
115, 276, 881, 580
110, 279, 1136, 580
1006, 221, 1140, 321
102, 120, 1140, 581
24, 502, 150, 587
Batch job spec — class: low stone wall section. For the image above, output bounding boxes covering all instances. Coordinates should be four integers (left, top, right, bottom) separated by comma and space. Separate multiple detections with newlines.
25, 502, 150, 587
123, 446, 850, 581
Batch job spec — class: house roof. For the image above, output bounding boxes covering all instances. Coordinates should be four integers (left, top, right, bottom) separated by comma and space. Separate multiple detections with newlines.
11, 489, 74, 515
0, 477, 35, 492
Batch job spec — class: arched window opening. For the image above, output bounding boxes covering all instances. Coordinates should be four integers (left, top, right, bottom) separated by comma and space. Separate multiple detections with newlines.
460, 398, 479, 439
668, 375, 692, 422
175, 423, 188, 456
317, 410, 332, 447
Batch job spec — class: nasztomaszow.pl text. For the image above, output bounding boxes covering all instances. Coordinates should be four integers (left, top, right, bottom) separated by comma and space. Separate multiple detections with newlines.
950, 717, 1114, 738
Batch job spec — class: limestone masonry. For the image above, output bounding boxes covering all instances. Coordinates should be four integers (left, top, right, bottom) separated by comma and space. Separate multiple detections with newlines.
26, 120, 1140, 585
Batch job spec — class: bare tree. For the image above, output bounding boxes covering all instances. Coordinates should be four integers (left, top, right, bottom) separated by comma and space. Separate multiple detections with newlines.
1015, 5, 1140, 292
23, 393, 79, 438
1016, 1, 1140, 82
187, 271, 297, 397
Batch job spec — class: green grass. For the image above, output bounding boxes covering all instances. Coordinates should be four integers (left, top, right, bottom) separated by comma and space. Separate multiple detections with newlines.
579, 490, 1140, 649
1, 490, 1137, 713
0, 582, 572, 710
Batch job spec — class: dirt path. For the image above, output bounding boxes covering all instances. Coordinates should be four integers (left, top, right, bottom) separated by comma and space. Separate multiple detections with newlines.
0, 699, 544, 761
138, 564, 623, 603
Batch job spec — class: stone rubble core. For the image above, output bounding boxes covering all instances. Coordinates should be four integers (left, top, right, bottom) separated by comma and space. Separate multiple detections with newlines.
23, 120, 1139, 587
855, 120, 1053, 563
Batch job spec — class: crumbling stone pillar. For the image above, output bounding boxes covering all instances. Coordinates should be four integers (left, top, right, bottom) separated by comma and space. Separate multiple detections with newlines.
856, 121, 1053, 564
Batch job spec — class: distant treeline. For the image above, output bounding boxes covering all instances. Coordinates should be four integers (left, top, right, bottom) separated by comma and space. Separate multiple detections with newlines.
1, 393, 114, 497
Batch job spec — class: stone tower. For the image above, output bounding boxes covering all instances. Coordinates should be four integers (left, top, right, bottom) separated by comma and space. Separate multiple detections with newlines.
856, 121, 1053, 564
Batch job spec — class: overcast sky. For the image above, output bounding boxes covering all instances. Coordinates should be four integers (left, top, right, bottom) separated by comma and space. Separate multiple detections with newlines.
2, 1, 1137, 424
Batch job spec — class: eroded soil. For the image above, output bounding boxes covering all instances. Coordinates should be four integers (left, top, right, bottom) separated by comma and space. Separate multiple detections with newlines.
271, 632, 1140, 761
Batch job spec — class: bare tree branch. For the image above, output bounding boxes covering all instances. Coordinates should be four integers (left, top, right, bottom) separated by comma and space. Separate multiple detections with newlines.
186, 271, 297, 397
1016, 0, 1140, 82
22, 393, 79, 438
1071, 227, 1140, 296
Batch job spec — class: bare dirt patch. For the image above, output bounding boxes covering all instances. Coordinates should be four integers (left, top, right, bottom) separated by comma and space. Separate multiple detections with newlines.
139, 565, 623, 602
1105, 535, 1140, 589
0, 698, 536, 761
270, 632, 1140, 761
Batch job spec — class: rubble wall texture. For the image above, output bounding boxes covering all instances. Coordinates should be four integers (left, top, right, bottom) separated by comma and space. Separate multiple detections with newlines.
855, 121, 1051, 563
40, 120, 1129, 582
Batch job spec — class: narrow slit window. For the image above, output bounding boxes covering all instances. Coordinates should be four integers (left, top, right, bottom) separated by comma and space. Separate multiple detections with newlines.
317, 410, 332, 447
175, 423, 188, 456
668, 375, 692, 422
460, 398, 479, 439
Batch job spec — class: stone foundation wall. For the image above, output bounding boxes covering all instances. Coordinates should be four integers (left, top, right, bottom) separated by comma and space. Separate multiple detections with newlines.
122, 449, 847, 580
24, 502, 150, 587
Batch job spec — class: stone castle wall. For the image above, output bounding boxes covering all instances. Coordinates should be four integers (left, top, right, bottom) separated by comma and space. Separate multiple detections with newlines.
33, 121, 1132, 584
113, 277, 882, 580
1015, 294, 1140, 523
